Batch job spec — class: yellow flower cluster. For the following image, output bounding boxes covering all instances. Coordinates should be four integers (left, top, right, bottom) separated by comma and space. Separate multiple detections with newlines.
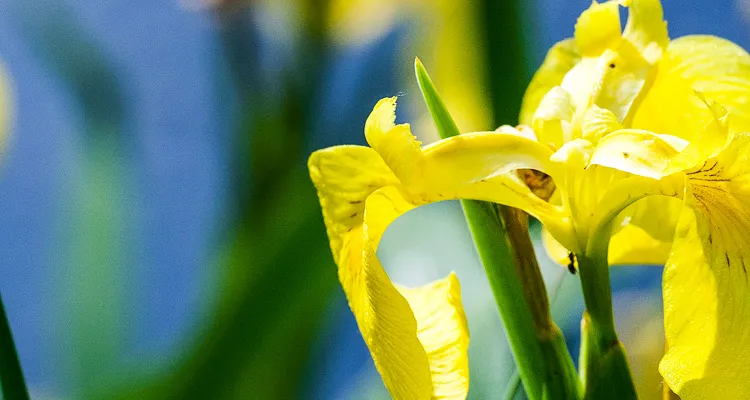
309, 1, 750, 398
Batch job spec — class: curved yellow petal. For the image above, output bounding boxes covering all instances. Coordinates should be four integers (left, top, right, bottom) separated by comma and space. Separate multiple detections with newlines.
591, 98, 729, 179
561, 44, 651, 125
309, 148, 433, 398
308, 145, 400, 263
519, 39, 581, 126
589, 129, 682, 179
632, 36, 750, 140
364, 187, 473, 399
365, 97, 577, 250
574, 0, 622, 57
582, 105, 622, 143
311, 147, 473, 398
660, 134, 750, 398
532, 86, 575, 148
607, 195, 682, 265
357, 187, 435, 399
662, 98, 731, 176
621, 0, 669, 64
608, 223, 672, 265
421, 132, 576, 249
365, 97, 424, 181
397, 273, 470, 399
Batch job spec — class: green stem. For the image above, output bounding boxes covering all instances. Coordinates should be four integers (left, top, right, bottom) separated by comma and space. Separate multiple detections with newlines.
576, 253, 616, 346
462, 201, 548, 400
416, 59, 579, 400
0, 294, 30, 400
576, 223, 636, 399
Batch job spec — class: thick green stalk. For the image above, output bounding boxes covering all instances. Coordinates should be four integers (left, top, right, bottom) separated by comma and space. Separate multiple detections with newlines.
0, 294, 30, 400
416, 59, 579, 400
577, 223, 636, 399
462, 201, 548, 400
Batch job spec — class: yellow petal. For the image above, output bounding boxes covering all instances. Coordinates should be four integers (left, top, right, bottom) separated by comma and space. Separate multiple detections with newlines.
607, 223, 672, 265
582, 105, 622, 143
550, 138, 595, 221
662, 98, 732, 175
365, 97, 424, 182
561, 45, 650, 124
310, 148, 437, 399
574, 0, 622, 57
607, 195, 682, 265
308, 145, 400, 264
549, 136, 682, 260
421, 132, 575, 248
632, 36, 750, 140
520, 39, 581, 126
542, 221, 672, 266
589, 129, 683, 179
357, 187, 435, 399
397, 273, 470, 400
532, 86, 575, 148
542, 226, 573, 266
621, 0, 669, 64
660, 134, 750, 398
590, 97, 729, 179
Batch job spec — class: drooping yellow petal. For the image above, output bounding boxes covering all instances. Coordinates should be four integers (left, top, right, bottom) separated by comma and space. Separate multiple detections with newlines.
520, 39, 581, 126
397, 273, 470, 399
357, 187, 436, 399
574, 0, 622, 57
632, 36, 750, 141
310, 146, 473, 398
364, 187, 471, 399
661, 135, 750, 397
309, 148, 433, 398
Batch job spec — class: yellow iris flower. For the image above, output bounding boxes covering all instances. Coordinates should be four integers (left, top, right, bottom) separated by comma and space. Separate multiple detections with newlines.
310, 0, 750, 398
521, 1, 750, 398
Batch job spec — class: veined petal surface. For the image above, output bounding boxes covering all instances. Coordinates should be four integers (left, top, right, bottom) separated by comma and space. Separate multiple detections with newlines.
661, 135, 750, 398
